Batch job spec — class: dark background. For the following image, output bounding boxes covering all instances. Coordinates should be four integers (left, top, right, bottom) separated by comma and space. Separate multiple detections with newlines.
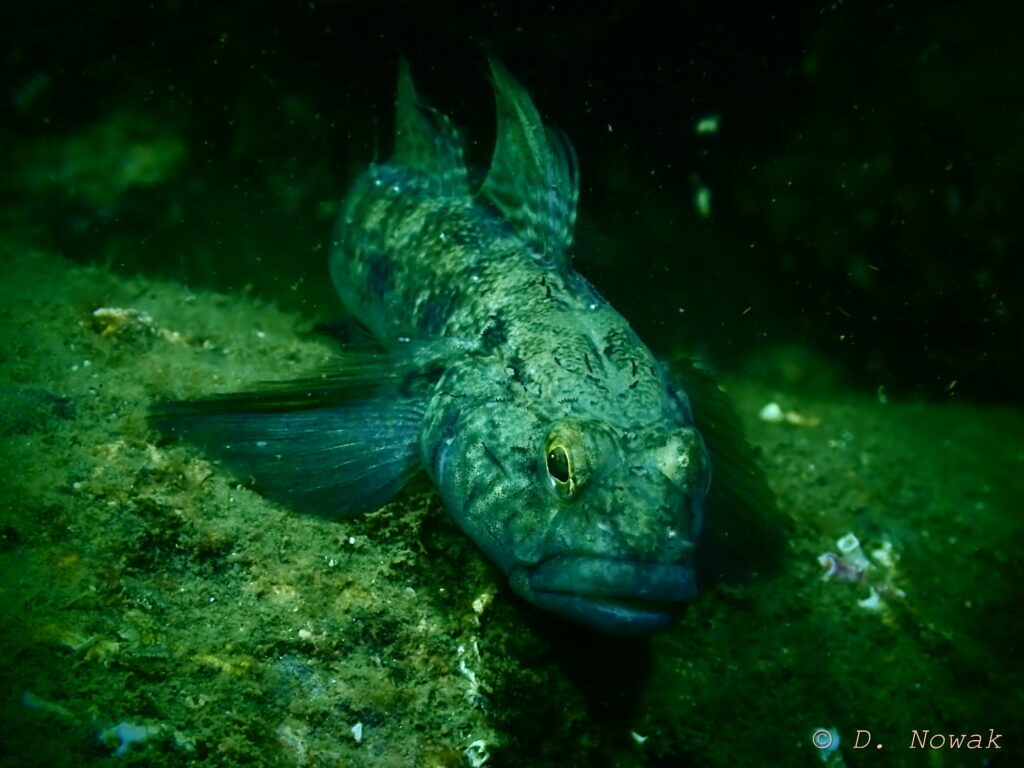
2, 0, 1021, 404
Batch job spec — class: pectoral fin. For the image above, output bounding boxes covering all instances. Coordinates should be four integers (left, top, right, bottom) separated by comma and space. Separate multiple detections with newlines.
151, 361, 434, 517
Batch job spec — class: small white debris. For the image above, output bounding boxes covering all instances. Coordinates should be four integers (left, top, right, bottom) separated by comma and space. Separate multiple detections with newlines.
91, 307, 154, 336
350, 722, 363, 743
693, 184, 712, 219
821, 533, 905, 618
465, 739, 489, 767
836, 533, 872, 572
457, 645, 484, 703
630, 731, 648, 744
99, 721, 160, 758
836, 533, 860, 554
870, 541, 897, 569
758, 401, 820, 426
472, 592, 493, 614
858, 587, 883, 611
694, 115, 720, 135
90, 306, 188, 345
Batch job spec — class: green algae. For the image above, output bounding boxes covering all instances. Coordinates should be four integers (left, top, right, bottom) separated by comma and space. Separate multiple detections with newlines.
0, 250, 500, 767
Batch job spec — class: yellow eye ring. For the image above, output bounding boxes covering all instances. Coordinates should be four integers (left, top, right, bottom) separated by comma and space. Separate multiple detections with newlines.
543, 421, 597, 500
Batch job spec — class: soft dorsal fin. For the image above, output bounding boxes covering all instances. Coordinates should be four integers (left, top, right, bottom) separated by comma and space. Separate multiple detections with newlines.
480, 58, 579, 263
392, 59, 470, 198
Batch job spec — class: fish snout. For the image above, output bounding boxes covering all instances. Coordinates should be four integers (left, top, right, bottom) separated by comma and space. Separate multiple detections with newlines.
509, 555, 697, 634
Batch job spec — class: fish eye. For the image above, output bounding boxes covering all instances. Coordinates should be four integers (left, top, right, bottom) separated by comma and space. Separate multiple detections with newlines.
543, 421, 593, 499
546, 445, 571, 485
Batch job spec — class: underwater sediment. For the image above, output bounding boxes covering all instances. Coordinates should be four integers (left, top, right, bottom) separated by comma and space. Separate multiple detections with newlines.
1, 249, 1021, 767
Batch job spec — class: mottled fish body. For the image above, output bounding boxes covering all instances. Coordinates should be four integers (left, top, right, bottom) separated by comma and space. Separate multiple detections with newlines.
154, 59, 781, 634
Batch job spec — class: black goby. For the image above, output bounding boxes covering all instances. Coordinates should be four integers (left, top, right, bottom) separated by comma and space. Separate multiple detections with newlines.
155, 59, 780, 634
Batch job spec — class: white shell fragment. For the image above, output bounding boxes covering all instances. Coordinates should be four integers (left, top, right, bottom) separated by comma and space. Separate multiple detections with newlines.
758, 401, 820, 426
465, 739, 490, 767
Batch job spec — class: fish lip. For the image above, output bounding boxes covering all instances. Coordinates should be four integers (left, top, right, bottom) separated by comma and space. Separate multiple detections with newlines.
526, 590, 678, 635
510, 555, 698, 634
529, 554, 698, 601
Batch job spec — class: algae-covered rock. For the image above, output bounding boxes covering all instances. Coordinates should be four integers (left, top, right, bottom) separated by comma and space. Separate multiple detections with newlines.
2, 250, 1021, 767
0, 250, 501, 767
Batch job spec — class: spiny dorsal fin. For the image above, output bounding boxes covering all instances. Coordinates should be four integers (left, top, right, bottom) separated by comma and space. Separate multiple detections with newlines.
480, 58, 579, 263
392, 58, 470, 197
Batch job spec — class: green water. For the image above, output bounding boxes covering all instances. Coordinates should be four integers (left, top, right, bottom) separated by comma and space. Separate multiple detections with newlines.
1, 3, 1021, 767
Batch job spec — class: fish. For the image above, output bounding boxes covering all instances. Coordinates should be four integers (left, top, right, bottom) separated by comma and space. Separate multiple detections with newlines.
153, 58, 783, 635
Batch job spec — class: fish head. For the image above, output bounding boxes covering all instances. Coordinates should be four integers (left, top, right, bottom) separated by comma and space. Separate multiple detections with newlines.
425, 394, 710, 635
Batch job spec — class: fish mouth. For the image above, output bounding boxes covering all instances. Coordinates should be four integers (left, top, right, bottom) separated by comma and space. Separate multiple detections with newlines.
510, 555, 698, 635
